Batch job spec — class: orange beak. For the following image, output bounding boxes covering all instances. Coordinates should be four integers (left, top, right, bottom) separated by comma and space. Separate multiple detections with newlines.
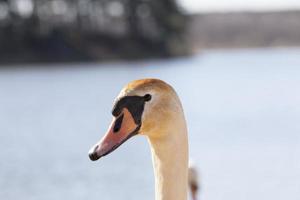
88, 108, 140, 161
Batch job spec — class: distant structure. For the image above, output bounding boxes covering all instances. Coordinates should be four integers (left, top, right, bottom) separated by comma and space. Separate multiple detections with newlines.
0, 0, 188, 63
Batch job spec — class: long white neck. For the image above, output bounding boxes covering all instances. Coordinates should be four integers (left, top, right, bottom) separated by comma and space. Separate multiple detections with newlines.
148, 116, 188, 200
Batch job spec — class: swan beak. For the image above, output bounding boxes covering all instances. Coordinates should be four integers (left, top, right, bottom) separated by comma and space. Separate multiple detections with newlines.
89, 108, 140, 161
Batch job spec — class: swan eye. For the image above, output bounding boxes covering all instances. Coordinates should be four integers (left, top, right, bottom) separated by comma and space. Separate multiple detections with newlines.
144, 94, 151, 102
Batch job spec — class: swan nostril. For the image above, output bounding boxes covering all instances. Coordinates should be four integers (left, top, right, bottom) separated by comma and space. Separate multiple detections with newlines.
113, 113, 124, 133
93, 145, 99, 152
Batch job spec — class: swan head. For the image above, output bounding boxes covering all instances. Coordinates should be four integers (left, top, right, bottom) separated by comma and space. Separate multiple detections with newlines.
88, 78, 184, 161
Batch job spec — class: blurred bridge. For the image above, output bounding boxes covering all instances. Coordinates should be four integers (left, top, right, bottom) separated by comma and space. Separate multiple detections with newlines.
0, 0, 188, 63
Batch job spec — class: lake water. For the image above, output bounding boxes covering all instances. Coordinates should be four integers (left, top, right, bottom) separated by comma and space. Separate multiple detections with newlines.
0, 48, 299, 200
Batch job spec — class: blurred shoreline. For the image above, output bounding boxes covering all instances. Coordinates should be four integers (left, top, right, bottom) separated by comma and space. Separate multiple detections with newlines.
187, 10, 300, 52
0, 6, 300, 65
0, 0, 188, 64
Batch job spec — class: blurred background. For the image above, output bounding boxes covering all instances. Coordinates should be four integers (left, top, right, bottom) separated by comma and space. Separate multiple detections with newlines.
0, 0, 299, 200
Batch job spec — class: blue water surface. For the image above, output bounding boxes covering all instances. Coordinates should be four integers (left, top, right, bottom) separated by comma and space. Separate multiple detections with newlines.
0, 48, 299, 200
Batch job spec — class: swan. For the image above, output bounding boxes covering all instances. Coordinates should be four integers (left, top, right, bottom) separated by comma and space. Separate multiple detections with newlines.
89, 79, 189, 200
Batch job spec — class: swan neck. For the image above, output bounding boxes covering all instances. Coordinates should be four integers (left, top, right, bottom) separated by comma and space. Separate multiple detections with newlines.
148, 124, 188, 200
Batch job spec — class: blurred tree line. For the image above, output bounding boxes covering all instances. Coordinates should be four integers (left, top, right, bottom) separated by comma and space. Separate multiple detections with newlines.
0, 0, 188, 63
